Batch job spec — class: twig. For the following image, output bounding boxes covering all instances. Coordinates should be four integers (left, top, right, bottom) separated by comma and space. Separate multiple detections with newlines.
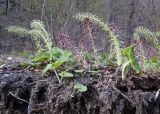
54, 69, 61, 84
9, 91, 29, 104
98, 82, 136, 105
112, 86, 135, 105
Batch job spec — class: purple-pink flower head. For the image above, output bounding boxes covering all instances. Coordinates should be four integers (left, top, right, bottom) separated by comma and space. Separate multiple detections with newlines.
59, 33, 72, 49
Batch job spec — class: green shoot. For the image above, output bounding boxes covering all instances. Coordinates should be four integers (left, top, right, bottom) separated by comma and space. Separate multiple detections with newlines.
122, 45, 142, 80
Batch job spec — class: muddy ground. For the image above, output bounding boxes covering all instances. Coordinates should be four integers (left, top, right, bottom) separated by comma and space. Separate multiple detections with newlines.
0, 64, 160, 114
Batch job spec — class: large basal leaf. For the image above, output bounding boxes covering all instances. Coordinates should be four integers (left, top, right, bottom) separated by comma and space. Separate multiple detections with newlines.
51, 47, 64, 60
58, 51, 72, 61
52, 61, 65, 69
74, 83, 87, 92
32, 54, 50, 62
50, 47, 72, 62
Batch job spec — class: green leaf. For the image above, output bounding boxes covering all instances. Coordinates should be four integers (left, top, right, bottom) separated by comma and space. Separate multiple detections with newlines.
74, 83, 87, 92
151, 56, 159, 63
84, 53, 93, 61
58, 51, 72, 61
59, 71, 73, 78
122, 45, 142, 75
131, 59, 142, 74
52, 61, 64, 69
122, 46, 131, 59
32, 54, 50, 62
32, 55, 49, 62
122, 45, 135, 60
42, 64, 52, 76
51, 47, 64, 60
50, 47, 72, 62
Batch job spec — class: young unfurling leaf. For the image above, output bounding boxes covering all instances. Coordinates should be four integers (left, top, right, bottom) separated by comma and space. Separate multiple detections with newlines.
122, 45, 142, 79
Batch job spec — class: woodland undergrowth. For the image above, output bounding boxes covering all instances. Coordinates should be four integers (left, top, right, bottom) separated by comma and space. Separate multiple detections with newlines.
6, 12, 160, 92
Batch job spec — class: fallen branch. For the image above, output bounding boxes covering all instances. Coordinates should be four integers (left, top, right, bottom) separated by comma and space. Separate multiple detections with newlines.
54, 69, 61, 84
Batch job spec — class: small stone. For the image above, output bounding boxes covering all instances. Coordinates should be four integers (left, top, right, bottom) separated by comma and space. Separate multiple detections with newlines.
7, 57, 13, 61
3, 74, 10, 77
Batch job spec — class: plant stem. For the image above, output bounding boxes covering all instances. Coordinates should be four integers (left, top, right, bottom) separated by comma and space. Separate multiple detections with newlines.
54, 69, 61, 84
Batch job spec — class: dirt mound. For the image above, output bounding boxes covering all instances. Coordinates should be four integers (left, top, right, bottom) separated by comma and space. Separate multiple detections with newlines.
0, 69, 160, 114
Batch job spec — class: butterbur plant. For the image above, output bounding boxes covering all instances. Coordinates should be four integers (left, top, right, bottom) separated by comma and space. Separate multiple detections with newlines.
8, 20, 52, 56
82, 18, 100, 69
7, 20, 74, 83
75, 12, 142, 80
74, 12, 122, 66
133, 27, 160, 73
7, 13, 145, 81
59, 33, 88, 68
75, 13, 122, 71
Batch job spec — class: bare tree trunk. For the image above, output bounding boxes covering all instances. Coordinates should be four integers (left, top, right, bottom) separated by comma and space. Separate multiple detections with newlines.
127, 0, 137, 45
108, 0, 116, 23
151, 0, 157, 31
6, 0, 10, 15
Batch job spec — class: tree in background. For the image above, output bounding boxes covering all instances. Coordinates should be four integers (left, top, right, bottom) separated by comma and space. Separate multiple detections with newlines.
1, 0, 160, 53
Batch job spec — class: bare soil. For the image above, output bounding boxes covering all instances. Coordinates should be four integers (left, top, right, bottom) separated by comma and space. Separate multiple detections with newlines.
0, 63, 160, 114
